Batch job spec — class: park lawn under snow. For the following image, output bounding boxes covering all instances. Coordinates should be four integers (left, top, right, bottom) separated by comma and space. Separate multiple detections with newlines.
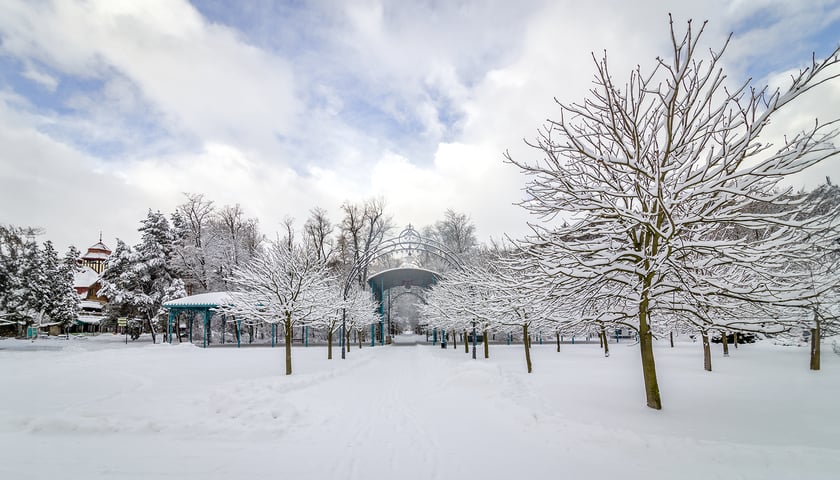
0, 335, 838, 480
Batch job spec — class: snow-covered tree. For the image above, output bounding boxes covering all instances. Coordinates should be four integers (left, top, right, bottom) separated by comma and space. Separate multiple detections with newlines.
0, 228, 79, 336
506, 18, 840, 408
213, 203, 262, 289
171, 193, 217, 293
489, 256, 558, 373
219, 241, 331, 375
100, 211, 186, 343
54, 246, 82, 334
768, 183, 840, 370
421, 277, 470, 349
0, 226, 42, 335
344, 285, 379, 351
32, 241, 79, 334
307, 278, 346, 359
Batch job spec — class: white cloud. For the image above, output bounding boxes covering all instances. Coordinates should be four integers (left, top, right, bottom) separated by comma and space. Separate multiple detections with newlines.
20, 63, 58, 91
0, 0, 838, 252
0, 0, 299, 149
0, 94, 148, 251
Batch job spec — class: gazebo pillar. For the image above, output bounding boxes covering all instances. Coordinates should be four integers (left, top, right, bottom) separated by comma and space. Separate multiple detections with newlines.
203, 310, 211, 348
168, 310, 175, 345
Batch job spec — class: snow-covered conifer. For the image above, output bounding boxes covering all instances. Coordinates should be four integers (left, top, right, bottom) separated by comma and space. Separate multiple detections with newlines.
100, 211, 186, 343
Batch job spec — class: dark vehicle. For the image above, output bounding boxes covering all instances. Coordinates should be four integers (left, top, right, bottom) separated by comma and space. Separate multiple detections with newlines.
126, 319, 142, 341
711, 332, 757, 344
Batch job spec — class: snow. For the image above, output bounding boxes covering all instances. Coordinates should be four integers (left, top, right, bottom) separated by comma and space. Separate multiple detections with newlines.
0, 336, 837, 479
79, 300, 104, 310
162, 291, 233, 307
76, 314, 106, 324
86, 241, 111, 253
73, 266, 100, 288
81, 251, 110, 260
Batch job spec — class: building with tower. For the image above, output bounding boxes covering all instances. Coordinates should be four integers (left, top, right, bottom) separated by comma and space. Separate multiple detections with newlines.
73, 236, 112, 331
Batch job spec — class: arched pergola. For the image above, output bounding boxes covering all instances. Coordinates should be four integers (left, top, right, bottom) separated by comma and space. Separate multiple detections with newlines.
340, 225, 464, 356
367, 266, 436, 341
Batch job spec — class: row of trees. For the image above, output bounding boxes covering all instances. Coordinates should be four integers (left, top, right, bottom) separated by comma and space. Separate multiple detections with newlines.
171, 193, 476, 294
210, 203, 478, 374
421, 18, 839, 412
0, 226, 80, 336
95, 192, 475, 375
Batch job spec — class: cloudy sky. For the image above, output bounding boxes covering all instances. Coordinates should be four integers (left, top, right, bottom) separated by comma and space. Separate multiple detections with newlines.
0, 0, 838, 252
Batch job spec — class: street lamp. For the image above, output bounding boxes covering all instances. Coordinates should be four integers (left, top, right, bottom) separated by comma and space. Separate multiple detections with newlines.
472, 319, 477, 359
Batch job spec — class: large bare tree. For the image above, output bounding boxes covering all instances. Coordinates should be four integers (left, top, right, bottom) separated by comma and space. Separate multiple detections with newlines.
507, 18, 840, 409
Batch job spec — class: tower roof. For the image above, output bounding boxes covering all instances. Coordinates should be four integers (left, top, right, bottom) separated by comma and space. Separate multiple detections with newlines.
81, 240, 111, 261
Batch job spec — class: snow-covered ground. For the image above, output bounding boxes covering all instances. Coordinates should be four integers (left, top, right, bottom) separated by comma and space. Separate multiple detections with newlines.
1, 334, 837, 479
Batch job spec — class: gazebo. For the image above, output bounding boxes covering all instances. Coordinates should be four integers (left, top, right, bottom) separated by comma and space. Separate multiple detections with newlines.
162, 292, 241, 347
367, 266, 440, 344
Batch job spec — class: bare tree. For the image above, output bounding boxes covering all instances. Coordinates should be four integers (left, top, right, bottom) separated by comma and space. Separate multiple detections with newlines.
304, 207, 335, 265
280, 216, 296, 251
435, 209, 477, 255
507, 18, 840, 409
213, 204, 263, 289
171, 193, 216, 292
360, 197, 393, 281
339, 201, 365, 271
337, 197, 393, 286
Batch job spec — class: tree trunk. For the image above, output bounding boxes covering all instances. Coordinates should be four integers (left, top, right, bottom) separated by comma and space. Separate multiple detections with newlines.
600, 325, 610, 357
452, 331, 457, 350
638, 291, 661, 409
147, 317, 157, 344
327, 329, 333, 360
669, 330, 674, 348
701, 330, 712, 372
358, 330, 363, 349
284, 318, 293, 375
733, 332, 738, 349
603, 331, 610, 357
722, 330, 729, 357
523, 323, 532, 373
464, 330, 469, 353
483, 328, 489, 359
810, 313, 820, 371
556, 332, 561, 353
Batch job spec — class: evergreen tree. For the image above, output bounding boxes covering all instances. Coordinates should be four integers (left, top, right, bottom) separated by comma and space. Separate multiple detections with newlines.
0, 227, 42, 335
99, 239, 136, 319
54, 245, 82, 334
100, 211, 186, 343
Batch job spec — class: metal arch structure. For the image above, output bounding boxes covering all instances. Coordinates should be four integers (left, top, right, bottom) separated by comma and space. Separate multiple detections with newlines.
340, 225, 465, 358
391, 289, 428, 305
345, 225, 464, 288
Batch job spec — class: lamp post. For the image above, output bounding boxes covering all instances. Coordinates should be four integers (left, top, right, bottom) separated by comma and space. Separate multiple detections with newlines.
472, 319, 477, 360
341, 308, 346, 360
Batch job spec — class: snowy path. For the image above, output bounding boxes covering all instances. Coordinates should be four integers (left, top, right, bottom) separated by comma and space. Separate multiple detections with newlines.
1, 337, 839, 479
